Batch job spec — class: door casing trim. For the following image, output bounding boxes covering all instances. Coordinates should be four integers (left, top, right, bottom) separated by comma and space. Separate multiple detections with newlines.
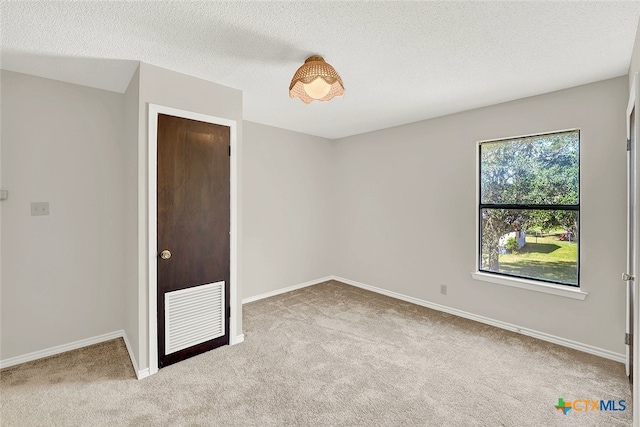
147, 103, 239, 376
627, 72, 640, 427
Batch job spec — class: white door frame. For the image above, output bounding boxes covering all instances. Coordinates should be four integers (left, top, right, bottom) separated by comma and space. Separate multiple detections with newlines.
147, 103, 239, 376
627, 73, 640, 427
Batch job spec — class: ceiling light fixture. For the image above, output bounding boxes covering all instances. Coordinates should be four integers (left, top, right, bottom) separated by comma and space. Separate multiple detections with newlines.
289, 55, 345, 104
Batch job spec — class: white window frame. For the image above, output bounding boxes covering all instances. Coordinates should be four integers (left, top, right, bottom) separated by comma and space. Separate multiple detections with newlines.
471, 129, 587, 301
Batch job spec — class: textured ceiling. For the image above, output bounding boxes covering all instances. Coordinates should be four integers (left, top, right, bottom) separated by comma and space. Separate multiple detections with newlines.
1, 1, 639, 139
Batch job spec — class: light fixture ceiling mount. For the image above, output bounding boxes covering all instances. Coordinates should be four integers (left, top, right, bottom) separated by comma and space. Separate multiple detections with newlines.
289, 55, 345, 104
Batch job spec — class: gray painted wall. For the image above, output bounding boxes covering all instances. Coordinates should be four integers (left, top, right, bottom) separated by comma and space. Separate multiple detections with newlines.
0, 68, 632, 364
0, 64, 245, 371
123, 65, 140, 371
242, 122, 334, 298
1, 70, 126, 359
332, 77, 628, 354
131, 63, 244, 371
629, 16, 640, 87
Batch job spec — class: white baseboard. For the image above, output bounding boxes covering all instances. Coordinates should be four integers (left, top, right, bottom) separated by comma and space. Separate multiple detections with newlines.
242, 276, 334, 304
136, 367, 150, 379
2, 276, 621, 374
121, 331, 150, 380
0, 330, 125, 370
0, 327, 245, 378
331, 275, 625, 364
0, 330, 151, 379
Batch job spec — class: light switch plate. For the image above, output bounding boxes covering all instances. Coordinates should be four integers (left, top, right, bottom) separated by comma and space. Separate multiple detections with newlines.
31, 202, 49, 216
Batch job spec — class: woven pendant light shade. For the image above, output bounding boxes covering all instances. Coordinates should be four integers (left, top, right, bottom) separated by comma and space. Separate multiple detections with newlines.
289, 56, 345, 104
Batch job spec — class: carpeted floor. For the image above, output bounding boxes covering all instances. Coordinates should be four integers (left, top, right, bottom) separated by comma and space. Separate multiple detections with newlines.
0, 280, 633, 426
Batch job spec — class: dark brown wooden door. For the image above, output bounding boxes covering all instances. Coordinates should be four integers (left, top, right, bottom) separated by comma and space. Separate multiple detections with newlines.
157, 114, 230, 368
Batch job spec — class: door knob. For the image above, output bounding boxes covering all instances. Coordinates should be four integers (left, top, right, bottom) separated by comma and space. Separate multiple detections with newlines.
622, 272, 635, 281
160, 250, 172, 260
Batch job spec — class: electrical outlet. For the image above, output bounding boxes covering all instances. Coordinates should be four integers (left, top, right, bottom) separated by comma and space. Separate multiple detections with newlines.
440, 284, 447, 295
31, 202, 49, 216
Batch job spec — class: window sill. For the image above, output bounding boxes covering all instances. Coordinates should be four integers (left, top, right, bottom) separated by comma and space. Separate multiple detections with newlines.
471, 272, 588, 300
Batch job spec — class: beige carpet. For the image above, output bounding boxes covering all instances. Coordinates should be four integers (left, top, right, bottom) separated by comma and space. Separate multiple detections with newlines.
0, 280, 632, 426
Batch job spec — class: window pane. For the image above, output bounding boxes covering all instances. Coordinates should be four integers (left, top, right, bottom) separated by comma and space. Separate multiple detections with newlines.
480, 131, 579, 205
480, 208, 578, 286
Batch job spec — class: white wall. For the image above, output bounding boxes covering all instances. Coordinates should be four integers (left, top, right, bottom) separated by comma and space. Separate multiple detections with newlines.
0, 71, 126, 359
243, 122, 334, 298
332, 77, 628, 354
131, 63, 243, 372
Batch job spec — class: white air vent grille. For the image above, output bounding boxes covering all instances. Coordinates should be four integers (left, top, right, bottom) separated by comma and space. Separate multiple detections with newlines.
165, 281, 225, 355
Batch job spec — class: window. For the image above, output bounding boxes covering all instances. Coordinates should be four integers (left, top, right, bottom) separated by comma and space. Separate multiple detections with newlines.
478, 130, 579, 287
